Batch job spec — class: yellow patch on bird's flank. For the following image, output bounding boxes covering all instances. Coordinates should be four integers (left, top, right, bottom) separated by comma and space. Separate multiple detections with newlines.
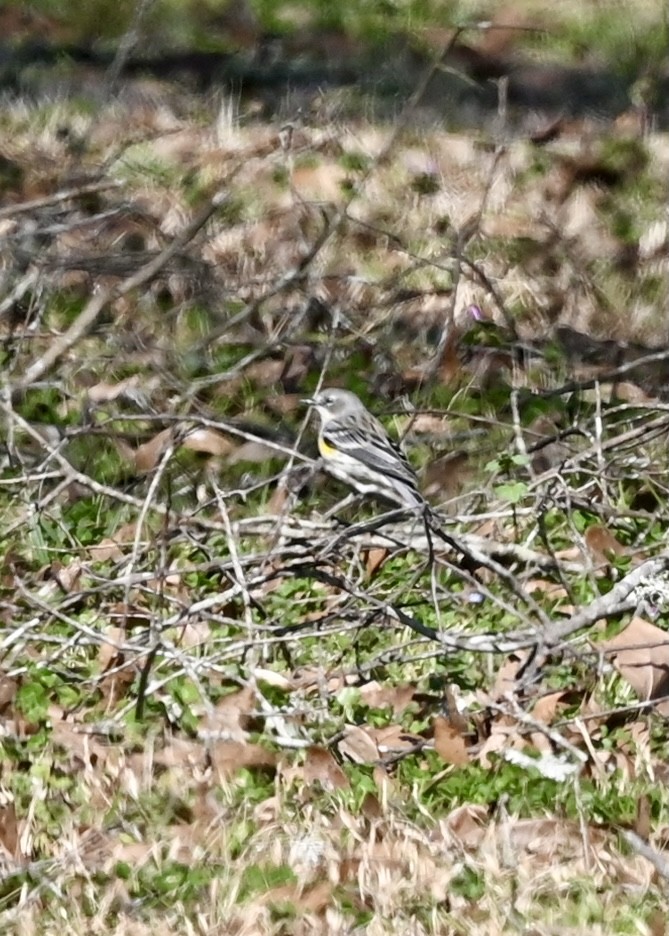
318, 437, 337, 458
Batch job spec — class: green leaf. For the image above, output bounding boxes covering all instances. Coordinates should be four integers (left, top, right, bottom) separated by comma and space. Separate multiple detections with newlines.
494, 481, 528, 503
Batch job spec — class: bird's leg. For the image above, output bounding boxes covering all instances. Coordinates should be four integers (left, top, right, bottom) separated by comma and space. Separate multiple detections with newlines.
422, 505, 436, 568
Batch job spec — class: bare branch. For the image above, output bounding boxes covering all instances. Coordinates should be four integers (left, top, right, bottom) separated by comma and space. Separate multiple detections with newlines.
10, 190, 229, 394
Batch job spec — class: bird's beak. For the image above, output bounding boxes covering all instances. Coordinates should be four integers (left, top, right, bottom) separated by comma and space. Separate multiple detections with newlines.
301, 397, 316, 407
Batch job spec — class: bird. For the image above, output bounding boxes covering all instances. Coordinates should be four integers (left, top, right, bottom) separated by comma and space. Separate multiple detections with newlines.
303, 387, 426, 510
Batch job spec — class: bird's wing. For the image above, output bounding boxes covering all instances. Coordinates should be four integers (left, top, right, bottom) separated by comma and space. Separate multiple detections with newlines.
322, 418, 419, 490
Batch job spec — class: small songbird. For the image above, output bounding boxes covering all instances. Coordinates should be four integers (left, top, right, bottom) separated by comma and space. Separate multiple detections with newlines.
304, 388, 425, 509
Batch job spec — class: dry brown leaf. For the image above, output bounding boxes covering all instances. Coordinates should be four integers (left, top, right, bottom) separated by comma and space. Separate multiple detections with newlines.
553, 545, 584, 562
89, 537, 126, 563
173, 620, 211, 649
436, 329, 462, 385
508, 817, 585, 857
280, 349, 315, 393
209, 740, 277, 779
472, 517, 501, 540
525, 576, 581, 615
133, 428, 174, 473
441, 803, 488, 848
265, 482, 290, 515
360, 792, 383, 820
528, 730, 553, 755
364, 547, 389, 578
0, 675, 18, 712
409, 413, 453, 436
433, 715, 469, 765
489, 652, 528, 699
98, 626, 126, 672
47, 559, 84, 593
263, 390, 304, 416
614, 381, 657, 404
602, 616, 669, 703
476, 722, 517, 769
90, 522, 138, 568
302, 746, 350, 790
0, 802, 19, 861
525, 579, 570, 601
292, 668, 347, 695
531, 691, 568, 725
338, 725, 379, 764
193, 786, 226, 824
250, 668, 294, 690
635, 794, 652, 840
50, 719, 109, 770
373, 764, 395, 800
443, 685, 469, 734
73, 827, 116, 870
604, 747, 634, 780
86, 375, 144, 404
291, 163, 347, 201
182, 427, 233, 456
153, 737, 206, 771
647, 910, 669, 936
422, 451, 473, 503
145, 569, 184, 597
109, 839, 155, 868
262, 880, 333, 914
525, 414, 570, 474
199, 685, 256, 741
585, 524, 627, 565
372, 723, 422, 754
242, 358, 285, 387
227, 439, 281, 464
358, 681, 416, 715
630, 719, 652, 754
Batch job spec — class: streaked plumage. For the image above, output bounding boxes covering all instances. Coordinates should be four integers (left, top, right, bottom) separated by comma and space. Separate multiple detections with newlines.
304, 388, 424, 508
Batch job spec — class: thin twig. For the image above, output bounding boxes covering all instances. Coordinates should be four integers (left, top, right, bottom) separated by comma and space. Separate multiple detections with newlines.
0, 181, 122, 221
10, 190, 230, 394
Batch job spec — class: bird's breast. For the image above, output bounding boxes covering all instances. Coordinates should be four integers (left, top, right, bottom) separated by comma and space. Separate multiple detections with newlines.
318, 436, 337, 458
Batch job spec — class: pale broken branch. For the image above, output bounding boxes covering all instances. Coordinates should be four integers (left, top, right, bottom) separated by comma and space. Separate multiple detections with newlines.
544, 554, 669, 648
